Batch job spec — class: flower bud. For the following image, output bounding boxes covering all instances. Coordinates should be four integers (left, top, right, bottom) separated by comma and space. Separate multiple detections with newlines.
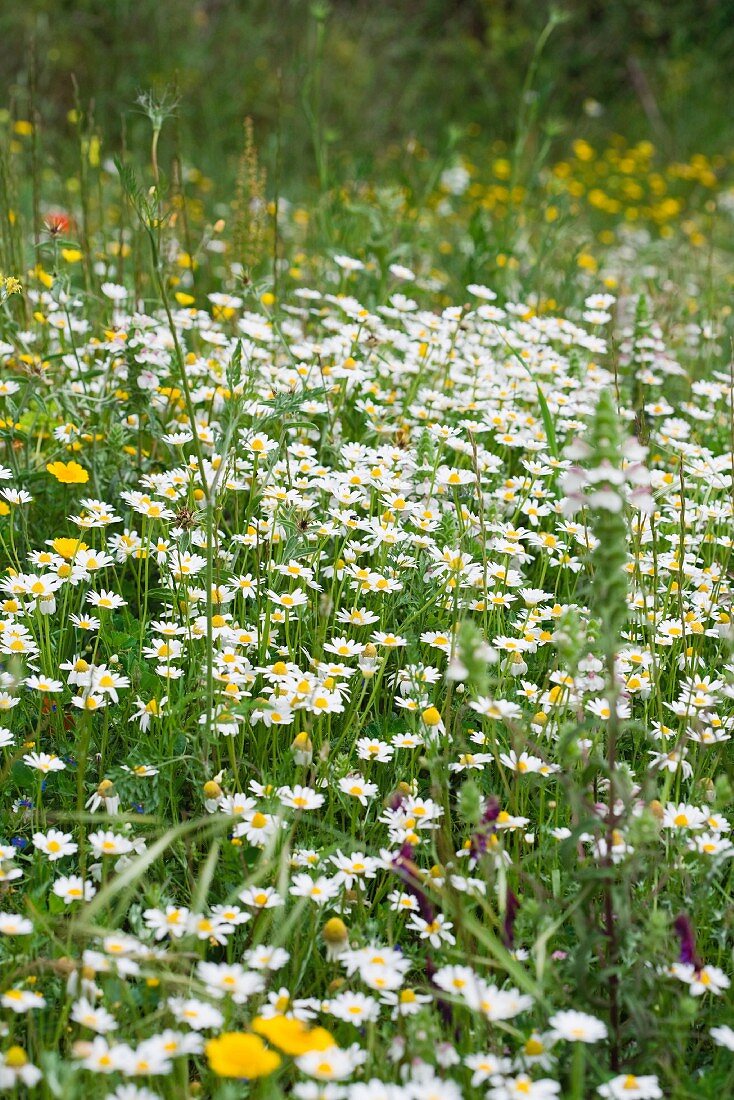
648, 799, 664, 820
53, 956, 77, 976
291, 731, 313, 766
509, 653, 527, 676
359, 642, 379, 679
322, 917, 348, 959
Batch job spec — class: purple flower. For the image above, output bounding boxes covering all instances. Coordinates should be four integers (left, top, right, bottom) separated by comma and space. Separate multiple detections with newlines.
502, 889, 520, 949
469, 796, 500, 864
674, 914, 703, 970
392, 843, 434, 923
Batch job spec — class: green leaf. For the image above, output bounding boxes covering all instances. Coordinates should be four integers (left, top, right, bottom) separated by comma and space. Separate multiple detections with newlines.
535, 382, 558, 459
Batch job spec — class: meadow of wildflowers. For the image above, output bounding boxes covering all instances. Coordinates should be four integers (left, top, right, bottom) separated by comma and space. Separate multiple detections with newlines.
0, 54, 732, 1100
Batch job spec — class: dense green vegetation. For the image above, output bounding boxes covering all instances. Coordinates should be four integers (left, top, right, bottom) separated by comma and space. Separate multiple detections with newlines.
3, 0, 734, 189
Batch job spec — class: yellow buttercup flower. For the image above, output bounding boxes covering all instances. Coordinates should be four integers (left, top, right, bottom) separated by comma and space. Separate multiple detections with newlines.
46, 460, 89, 485
34, 265, 54, 289
252, 1015, 336, 1055
51, 537, 87, 559
205, 1032, 281, 1078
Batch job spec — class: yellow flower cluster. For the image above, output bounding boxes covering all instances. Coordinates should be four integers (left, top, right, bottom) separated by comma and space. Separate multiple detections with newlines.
0, 274, 22, 299
550, 137, 723, 243
205, 1016, 336, 1078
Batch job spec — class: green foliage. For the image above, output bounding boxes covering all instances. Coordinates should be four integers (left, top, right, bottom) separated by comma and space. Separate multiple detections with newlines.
2, 0, 734, 191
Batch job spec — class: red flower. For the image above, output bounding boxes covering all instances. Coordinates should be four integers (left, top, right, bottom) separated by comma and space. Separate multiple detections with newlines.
43, 211, 72, 237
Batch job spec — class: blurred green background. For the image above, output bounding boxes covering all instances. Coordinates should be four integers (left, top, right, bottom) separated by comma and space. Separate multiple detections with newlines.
2, 0, 734, 192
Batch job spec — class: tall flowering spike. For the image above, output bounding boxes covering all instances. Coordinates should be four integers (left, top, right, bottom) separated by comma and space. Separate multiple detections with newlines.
560, 389, 655, 1074
562, 388, 651, 660
588, 389, 629, 658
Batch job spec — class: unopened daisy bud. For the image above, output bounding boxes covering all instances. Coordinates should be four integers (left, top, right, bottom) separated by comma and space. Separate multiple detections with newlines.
322, 916, 348, 943
649, 799, 664, 820
509, 652, 527, 676
94, 777, 121, 814
322, 917, 348, 959
358, 642, 379, 679
327, 977, 346, 994
203, 780, 222, 801
291, 731, 313, 766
